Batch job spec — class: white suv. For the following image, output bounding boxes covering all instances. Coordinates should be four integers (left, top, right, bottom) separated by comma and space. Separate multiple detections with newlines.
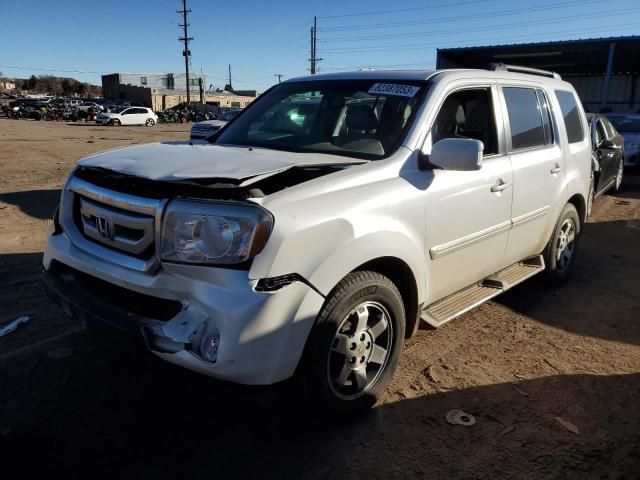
43, 66, 590, 415
95, 106, 157, 126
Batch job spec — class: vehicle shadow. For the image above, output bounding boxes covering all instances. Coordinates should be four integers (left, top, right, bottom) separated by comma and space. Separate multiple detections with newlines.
497, 218, 640, 346
0, 189, 60, 220
0, 336, 638, 479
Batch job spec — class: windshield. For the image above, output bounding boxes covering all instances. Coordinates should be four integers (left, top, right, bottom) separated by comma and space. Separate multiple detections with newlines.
215, 79, 429, 160
110, 106, 127, 113
607, 115, 640, 133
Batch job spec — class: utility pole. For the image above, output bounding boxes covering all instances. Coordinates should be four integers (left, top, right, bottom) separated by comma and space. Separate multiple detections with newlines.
177, 0, 193, 104
228, 64, 232, 89
309, 16, 322, 74
274, 74, 284, 83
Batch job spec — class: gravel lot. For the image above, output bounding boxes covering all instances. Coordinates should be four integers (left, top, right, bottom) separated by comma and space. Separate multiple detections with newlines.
1, 119, 639, 479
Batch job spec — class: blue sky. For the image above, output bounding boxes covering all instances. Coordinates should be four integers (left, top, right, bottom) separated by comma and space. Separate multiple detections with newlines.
1, 0, 639, 90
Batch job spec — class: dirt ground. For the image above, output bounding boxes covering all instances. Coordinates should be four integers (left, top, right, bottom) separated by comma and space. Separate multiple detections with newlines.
0, 118, 639, 479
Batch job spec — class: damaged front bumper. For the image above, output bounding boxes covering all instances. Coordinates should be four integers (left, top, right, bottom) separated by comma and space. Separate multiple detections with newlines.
43, 231, 325, 385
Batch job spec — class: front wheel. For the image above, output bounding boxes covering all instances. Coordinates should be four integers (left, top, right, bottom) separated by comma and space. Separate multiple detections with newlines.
300, 271, 405, 417
111, 118, 121, 126
543, 203, 581, 285
145, 118, 155, 127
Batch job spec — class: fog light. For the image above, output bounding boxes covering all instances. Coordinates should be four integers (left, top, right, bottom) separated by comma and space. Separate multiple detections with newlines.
199, 330, 220, 363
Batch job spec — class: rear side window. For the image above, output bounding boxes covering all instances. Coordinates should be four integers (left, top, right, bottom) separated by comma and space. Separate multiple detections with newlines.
602, 117, 616, 138
503, 87, 546, 150
555, 90, 584, 143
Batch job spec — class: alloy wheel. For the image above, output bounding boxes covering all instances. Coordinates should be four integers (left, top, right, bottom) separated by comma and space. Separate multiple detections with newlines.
615, 160, 623, 190
327, 301, 393, 400
555, 218, 576, 271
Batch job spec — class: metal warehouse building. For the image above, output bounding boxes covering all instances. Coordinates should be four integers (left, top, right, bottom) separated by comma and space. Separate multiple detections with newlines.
437, 36, 640, 113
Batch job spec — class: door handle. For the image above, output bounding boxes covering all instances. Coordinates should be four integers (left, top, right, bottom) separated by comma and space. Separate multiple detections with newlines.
491, 179, 511, 193
551, 164, 563, 174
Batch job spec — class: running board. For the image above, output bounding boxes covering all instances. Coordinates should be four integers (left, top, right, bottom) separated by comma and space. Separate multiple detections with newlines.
421, 255, 545, 328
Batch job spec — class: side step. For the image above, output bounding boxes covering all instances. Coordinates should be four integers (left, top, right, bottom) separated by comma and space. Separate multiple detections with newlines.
421, 255, 545, 328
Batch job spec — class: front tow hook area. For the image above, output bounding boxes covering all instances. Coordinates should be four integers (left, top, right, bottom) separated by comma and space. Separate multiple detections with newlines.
140, 327, 188, 354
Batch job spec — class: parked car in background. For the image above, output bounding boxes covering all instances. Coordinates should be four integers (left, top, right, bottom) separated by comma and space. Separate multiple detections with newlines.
95, 107, 158, 126
587, 113, 625, 213
78, 102, 104, 113
189, 119, 228, 142
44, 66, 590, 415
606, 113, 640, 168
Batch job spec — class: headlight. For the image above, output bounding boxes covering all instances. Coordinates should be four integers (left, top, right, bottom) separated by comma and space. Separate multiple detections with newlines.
160, 200, 273, 265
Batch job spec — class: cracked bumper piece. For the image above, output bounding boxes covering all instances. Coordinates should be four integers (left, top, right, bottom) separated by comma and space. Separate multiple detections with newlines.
43, 232, 325, 385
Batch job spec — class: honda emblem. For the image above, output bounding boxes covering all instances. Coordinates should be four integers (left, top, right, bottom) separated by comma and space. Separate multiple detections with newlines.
95, 215, 114, 240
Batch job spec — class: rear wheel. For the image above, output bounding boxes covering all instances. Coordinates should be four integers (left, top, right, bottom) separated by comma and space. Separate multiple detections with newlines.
543, 203, 581, 284
301, 271, 405, 417
587, 174, 595, 217
612, 158, 624, 193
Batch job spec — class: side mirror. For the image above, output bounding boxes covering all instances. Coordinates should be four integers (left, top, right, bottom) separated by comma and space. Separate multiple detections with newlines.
599, 139, 621, 150
419, 138, 484, 171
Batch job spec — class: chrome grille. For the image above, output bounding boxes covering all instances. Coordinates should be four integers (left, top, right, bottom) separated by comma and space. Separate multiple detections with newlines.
60, 176, 166, 273
78, 196, 154, 255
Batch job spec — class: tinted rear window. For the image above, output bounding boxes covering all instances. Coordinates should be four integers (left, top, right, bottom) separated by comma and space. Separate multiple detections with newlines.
555, 90, 584, 143
503, 87, 546, 150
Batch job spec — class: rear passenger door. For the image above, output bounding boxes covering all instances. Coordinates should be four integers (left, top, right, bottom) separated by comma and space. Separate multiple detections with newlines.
500, 86, 564, 265
132, 108, 148, 125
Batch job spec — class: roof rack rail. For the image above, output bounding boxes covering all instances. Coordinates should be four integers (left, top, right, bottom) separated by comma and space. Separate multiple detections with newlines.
489, 63, 562, 80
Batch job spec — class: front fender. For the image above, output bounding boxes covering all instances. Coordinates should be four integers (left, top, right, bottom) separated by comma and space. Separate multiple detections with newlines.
251, 216, 426, 303
306, 230, 426, 301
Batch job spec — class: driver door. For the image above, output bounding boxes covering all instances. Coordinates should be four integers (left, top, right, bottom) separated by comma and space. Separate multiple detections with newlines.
424, 84, 513, 302
120, 108, 135, 125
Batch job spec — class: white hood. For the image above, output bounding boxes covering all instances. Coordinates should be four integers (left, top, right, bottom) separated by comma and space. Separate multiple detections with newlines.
77, 142, 362, 184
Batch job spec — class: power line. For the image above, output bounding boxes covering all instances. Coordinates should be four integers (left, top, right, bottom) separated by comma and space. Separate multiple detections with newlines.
320, 62, 435, 71
317, 0, 489, 19
318, 8, 638, 43
320, 22, 640, 55
0, 65, 105, 75
319, 0, 604, 32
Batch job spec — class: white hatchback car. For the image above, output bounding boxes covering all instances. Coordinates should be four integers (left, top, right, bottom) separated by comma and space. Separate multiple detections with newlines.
96, 107, 158, 126
44, 66, 590, 415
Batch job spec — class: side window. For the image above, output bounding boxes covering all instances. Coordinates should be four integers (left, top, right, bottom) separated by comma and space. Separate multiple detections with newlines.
503, 87, 546, 150
596, 120, 607, 144
555, 90, 584, 143
536, 89, 554, 145
122, 109, 133, 115
602, 118, 616, 138
431, 88, 498, 155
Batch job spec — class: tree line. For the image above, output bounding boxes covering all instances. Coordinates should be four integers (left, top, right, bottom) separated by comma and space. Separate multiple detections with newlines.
8, 75, 102, 97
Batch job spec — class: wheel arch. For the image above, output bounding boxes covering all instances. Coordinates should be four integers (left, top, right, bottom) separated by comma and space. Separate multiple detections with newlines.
568, 192, 587, 226
353, 257, 420, 339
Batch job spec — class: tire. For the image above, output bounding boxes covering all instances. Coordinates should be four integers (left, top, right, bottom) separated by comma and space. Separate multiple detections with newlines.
543, 203, 581, 285
612, 158, 624, 193
145, 118, 155, 127
300, 271, 405, 417
586, 173, 595, 217
111, 118, 121, 126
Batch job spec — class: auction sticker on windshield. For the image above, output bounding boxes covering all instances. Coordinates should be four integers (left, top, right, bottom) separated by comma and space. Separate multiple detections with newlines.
368, 83, 420, 97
